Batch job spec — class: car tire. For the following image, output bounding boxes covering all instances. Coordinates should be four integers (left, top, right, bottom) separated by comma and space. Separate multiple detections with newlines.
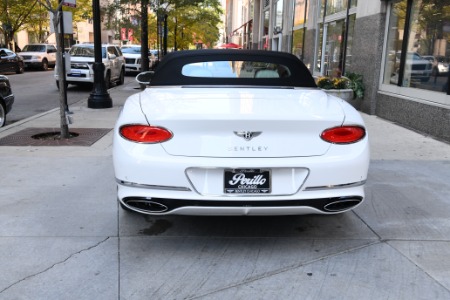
0, 102, 6, 127
117, 69, 125, 85
16, 62, 24, 74
105, 71, 111, 89
41, 59, 49, 71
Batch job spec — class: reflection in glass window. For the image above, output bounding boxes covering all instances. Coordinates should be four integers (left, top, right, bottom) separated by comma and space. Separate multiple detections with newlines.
314, 1, 356, 76
326, 0, 348, 16
383, 0, 407, 86
383, 0, 449, 94
293, 0, 307, 26
345, 14, 356, 71
325, 19, 346, 77
292, 29, 305, 59
181, 61, 291, 78
315, 24, 324, 74
275, 0, 284, 31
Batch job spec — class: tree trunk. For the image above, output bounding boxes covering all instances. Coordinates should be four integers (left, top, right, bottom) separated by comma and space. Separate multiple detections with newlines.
141, 0, 149, 72
53, 11, 70, 138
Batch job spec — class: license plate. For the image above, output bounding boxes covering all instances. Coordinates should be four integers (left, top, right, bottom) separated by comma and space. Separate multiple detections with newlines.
224, 169, 271, 194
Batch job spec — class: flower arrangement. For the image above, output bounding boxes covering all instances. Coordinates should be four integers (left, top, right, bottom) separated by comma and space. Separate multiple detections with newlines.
316, 76, 351, 90
316, 72, 365, 99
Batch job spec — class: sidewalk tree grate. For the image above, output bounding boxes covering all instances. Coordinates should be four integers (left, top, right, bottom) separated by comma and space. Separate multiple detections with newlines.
0, 128, 112, 146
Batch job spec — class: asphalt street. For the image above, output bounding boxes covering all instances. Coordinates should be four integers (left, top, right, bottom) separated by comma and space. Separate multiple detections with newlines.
0, 80, 450, 299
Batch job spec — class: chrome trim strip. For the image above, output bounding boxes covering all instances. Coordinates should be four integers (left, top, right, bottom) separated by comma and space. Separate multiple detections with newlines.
116, 179, 191, 191
304, 180, 366, 191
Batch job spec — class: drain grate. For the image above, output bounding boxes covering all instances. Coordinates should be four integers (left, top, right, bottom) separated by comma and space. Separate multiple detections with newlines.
0, 128, 112, 146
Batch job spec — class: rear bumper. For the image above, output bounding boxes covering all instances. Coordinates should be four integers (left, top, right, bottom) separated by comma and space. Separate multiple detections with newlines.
119, 195, 364, 216
125, 64, 141, 73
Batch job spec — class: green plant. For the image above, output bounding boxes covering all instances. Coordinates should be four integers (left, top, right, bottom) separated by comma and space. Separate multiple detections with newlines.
345, 72, 365, 99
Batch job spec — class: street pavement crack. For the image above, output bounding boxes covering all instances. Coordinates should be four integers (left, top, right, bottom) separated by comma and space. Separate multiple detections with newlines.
0, 237, 110, 294
187, 240, 382, 300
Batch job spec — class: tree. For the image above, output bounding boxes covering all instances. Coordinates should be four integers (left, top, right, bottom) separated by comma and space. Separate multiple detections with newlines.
156, 0, 222, 52
168, 1, 222, 50
0, 0, 39, 49
103, 0, 222, 57
36, 0, 70, 138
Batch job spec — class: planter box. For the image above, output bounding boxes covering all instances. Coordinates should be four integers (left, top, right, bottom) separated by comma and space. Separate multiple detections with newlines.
322, 89, 354, 101
322, 88, 361, 110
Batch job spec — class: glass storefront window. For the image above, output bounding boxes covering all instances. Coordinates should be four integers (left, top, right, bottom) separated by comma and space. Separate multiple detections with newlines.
314, 24, 324, 73
293, 0, 308, 60
383, 0, 450, 94
325, 19, 346, 77
383, 0, 407, 85
326, 0, 348, 16
345, 14, 355, 71
262, 10, 270, 49
275, 0, 284, 31
294, 0, 307, 26
314, 0, 356, 76
292, 28, 305, 59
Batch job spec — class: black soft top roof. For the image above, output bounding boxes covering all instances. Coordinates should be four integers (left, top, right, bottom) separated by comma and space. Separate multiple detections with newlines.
150, 49, 317, 88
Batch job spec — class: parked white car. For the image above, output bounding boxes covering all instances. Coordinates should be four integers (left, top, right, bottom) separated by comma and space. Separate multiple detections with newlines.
20, 44, 57, 71
55, 44, 125, 89
113, 50, 370, 216
121, 45, 157, 74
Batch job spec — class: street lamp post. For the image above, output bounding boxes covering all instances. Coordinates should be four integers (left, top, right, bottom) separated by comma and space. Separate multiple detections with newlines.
88, 0, 112, 108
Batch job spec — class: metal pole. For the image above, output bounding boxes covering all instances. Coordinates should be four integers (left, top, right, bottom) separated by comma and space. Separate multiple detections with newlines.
88, 0, 112, 108
141, 0, 149, 72
163, 14, 168, 55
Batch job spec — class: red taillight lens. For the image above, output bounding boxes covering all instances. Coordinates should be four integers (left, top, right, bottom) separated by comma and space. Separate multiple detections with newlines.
119, 125, 172, 143
321, 126, 366, 144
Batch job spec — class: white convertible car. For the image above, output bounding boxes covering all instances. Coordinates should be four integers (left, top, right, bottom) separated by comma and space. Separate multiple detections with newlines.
113, 49, 369, 216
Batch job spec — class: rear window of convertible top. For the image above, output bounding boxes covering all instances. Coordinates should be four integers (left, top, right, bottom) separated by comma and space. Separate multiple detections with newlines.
181, 61, 291, 79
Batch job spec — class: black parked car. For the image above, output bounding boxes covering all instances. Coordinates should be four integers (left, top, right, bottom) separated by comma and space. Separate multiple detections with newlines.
0, 48, 24, 74
0, 75, 14, 127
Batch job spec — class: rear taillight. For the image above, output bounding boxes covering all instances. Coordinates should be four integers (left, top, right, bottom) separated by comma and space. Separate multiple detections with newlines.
321, 126, 366, 144
119, 125, 173, 143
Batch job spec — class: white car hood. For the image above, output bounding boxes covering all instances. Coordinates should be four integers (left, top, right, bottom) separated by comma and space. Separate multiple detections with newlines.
138, 88, 345, 158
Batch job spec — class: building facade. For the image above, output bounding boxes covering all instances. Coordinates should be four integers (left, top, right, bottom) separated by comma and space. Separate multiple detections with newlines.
226, 0, 450, 142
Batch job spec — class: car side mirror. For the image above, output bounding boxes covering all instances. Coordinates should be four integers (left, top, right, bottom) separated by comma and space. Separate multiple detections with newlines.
108, 54, 117, 59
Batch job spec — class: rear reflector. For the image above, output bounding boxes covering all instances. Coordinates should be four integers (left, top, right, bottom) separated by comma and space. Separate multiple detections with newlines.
321, 126, 366, 144
119, 125, 173, 143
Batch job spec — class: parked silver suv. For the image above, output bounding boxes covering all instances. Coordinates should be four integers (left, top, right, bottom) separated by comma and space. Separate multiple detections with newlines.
55, 44, 125, 89
20, 44, 57, 71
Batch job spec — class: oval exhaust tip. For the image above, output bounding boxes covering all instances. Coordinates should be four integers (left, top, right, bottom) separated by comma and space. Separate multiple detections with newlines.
323, 199, 361, 212
124, 199, 169, 213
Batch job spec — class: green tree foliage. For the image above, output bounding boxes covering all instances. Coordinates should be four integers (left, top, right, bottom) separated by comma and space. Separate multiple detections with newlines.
103, 0, 222, 50
0, 0, 39, 48
168, 0, 222, 50
0, 0, 93, 47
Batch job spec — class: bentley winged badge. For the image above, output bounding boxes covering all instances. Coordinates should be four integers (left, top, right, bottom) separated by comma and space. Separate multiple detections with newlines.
233, 131, 262, 141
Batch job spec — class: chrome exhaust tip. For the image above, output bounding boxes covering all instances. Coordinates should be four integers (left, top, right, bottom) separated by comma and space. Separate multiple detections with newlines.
123, 198, 168, 213
323, 199, 362, 212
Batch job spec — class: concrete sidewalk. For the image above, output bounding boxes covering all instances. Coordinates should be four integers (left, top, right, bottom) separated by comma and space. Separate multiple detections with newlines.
1, 80, 450, 299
